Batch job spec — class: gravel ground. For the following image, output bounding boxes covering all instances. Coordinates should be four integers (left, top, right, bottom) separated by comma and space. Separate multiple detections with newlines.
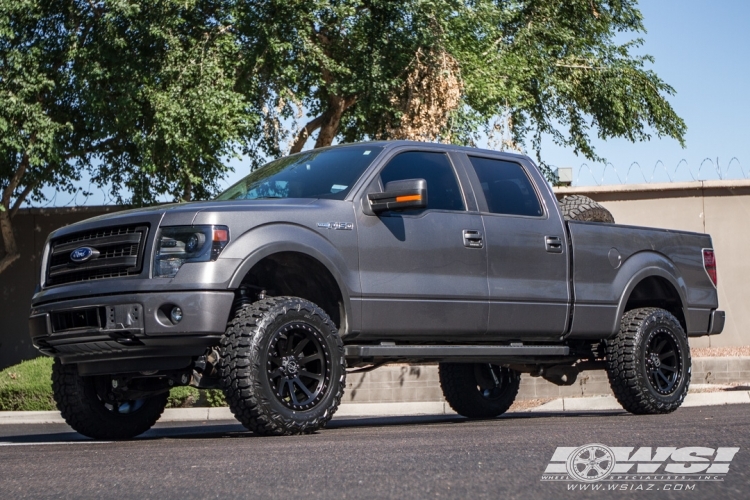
691, 346, 750, 357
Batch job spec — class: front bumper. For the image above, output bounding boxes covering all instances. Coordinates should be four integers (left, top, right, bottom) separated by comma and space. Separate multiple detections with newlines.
29, 290, 234, 367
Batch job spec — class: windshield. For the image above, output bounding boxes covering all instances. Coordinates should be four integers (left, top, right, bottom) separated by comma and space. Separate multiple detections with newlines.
215, 145, 384, 201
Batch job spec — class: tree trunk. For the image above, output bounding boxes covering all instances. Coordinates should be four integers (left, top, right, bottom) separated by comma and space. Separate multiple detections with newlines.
0, 140, 34, 276
290, 95, 358, 153
289, 115, 326, 154
0, 209, 20, 275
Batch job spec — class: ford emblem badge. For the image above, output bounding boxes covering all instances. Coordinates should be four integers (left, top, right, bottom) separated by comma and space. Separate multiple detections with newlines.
70, 247, 99, 263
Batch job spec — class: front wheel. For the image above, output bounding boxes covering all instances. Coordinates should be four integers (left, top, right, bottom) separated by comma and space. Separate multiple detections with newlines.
439, 363, 520, 418
52, 360, 168, 440
219, 297, 345, 435
605, 308, 691, 414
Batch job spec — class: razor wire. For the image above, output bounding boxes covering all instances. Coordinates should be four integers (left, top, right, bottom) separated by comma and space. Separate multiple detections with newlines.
554, 157, 748, 187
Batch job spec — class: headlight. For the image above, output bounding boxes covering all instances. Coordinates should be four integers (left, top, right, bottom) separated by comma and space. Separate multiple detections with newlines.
153, 225, 230, 278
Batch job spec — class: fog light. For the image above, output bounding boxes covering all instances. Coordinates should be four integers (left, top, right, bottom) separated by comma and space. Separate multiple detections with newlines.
170, 306, 183, 324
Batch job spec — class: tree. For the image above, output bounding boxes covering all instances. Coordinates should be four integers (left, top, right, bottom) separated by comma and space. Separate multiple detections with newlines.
1, 0, 686, 276
0, 0, 256, 274
241, 0, 685, 178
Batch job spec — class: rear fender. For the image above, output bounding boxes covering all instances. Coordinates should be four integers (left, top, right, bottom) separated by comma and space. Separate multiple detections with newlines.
611, 251, 689, 336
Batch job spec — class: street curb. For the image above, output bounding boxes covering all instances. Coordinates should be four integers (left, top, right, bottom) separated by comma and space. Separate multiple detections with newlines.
0, 402, 457, 425
528, 390, 750, 412
0, 392, 747, 425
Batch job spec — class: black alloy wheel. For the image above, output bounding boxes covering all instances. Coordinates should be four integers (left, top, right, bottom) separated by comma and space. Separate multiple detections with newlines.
267, 322, 331, 411
52, 359, 168, 440
605, 307, 691, 414
644, 328, 682, 395
220, 296, 345, 436
439, 363, 520, 418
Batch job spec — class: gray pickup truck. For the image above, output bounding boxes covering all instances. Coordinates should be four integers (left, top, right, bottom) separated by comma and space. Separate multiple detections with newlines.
28, 141, 724, 439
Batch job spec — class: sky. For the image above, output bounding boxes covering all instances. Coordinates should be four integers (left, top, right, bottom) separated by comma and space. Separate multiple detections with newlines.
35, 1, 750, 207
539, 0, 750, 186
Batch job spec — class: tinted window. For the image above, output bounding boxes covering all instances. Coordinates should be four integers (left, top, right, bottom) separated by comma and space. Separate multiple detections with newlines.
216, 145, 384, 201
468, 157, 542, 217
379, 152, 465, 211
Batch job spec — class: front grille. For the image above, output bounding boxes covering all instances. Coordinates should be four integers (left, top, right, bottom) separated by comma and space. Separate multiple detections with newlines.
46, 225, 149, 287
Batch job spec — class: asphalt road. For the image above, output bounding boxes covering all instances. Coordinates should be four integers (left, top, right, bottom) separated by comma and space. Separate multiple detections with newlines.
0, 405, 748, 499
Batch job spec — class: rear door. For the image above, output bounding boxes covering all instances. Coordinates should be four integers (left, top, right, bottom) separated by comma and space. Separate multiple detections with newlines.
461, 154, 570, 340
356, 148, 489, 341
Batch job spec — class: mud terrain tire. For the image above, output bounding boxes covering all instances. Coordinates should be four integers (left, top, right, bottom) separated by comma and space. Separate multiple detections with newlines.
220, 297, 345, 435
559, 195, 615, 223
439, 363, 520, 418
605, 308, 691, 414
52, 359, 168, 440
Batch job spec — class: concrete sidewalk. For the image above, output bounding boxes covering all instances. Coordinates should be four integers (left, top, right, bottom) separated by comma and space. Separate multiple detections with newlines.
1, 390, 748, 425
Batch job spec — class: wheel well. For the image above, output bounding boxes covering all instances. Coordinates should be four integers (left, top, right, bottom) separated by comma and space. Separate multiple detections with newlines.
624, 276, 686, 331
237, 252, 345, 330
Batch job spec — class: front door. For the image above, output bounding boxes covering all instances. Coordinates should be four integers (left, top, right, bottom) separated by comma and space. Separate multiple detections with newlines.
357, 150, 488, 341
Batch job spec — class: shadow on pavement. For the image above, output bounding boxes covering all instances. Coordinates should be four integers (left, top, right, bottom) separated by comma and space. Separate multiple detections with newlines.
0, 409, 629, 445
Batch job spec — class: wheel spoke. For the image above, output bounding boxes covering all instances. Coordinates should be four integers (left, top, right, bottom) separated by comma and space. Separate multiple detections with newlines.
660, 364, 677, 373
294, 378, 314, 399
293, 338, 310, 356
289, 381, 300, 405
268, 356, 283, 367
269, 368, 284, 380
299, 370, 323, 381
659, 351, 676, 361
593, 463, 608, 474
653, 339, 667, 354
299, 353, 323, 365
657, 370, 671, 386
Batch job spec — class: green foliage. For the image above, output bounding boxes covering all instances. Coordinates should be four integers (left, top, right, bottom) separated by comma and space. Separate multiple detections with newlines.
0, 357, 55, 411
0, 0, 685, 208
243, 0, 686, 177
0, 356, 227, 410
166, 387, 225, 408
202, 388, 226, 407
0, 0, 262, 274
166, 386, 200, 408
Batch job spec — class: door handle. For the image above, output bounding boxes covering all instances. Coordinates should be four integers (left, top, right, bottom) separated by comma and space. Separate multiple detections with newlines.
463, 230, 483, 248
545, 236, 563, 253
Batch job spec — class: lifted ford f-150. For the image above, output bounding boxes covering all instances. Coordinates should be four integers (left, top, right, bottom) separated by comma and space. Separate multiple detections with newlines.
28, 141, 725, 439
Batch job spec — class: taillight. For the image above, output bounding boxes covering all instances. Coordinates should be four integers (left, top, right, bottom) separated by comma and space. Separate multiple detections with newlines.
703, 249, 717, 287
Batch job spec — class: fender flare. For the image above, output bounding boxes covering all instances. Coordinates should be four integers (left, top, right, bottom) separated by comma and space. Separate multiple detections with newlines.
221, 223, 357, 333
611, 251, 690, 336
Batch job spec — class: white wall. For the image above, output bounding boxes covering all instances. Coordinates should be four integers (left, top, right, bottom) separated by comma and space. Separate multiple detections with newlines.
555, 179, 750, 348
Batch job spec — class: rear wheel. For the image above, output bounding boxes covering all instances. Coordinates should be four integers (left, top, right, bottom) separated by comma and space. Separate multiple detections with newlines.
439, 363, 520, 418
52, 359, 168, 440
220, 297, 345, 435
605, 308, 691, 414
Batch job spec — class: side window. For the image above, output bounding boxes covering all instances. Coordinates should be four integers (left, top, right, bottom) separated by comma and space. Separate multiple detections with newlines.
379, 151, 465, 211
468, 156, 543, 217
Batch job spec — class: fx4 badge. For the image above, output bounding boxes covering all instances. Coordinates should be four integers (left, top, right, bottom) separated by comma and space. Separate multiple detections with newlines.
317, 222, 353, 230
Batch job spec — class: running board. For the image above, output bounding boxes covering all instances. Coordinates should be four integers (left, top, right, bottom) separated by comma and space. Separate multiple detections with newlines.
344, 345, 570, 359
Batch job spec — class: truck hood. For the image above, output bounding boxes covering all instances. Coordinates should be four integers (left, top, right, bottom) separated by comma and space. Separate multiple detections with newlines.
48, 198, 320, 240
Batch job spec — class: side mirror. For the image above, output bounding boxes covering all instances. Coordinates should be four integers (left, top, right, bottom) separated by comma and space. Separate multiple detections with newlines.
368, 178, 428, 214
